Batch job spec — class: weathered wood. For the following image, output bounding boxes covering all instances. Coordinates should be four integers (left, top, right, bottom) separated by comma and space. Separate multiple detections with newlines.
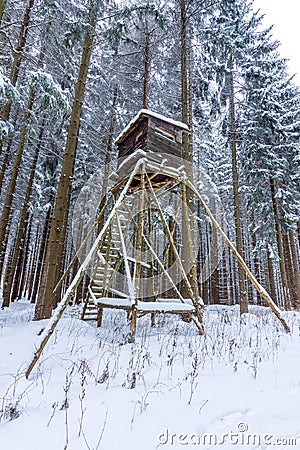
118, 117, 148, 159
130, 308, 137, 339
151, 313, 156, 326
97, 306, 103, 327
147, 128, 181, 156
116, 111, 187, 168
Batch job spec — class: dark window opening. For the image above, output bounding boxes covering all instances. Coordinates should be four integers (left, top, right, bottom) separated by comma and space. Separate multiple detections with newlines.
154, 126, 176, 142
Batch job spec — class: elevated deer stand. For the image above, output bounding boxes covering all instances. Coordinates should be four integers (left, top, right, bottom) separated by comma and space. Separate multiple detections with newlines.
81, 110, 205, 336
25, 110, 289, 379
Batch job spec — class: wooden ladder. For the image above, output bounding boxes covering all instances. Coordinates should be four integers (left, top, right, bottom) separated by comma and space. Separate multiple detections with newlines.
81, 195, 133, 321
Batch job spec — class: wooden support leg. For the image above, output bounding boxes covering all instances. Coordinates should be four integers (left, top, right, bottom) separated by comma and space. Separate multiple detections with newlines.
97, 306, 103, 327
130, 308, 137, 341
195, 306, 203, 324
151, 312, 156, 327
192, 315, 205, 335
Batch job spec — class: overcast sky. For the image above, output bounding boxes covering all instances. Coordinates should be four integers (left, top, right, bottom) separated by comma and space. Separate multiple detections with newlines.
252, 0, 300, 84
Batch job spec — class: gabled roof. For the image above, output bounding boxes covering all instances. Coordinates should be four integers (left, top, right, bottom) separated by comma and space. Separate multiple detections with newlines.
114, 109, 189, 146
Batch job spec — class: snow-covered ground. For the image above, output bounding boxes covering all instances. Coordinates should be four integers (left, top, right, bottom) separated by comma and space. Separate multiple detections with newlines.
0, 300, 300, 450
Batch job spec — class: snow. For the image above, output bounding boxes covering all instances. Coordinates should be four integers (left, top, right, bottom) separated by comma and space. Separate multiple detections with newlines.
114, 109, 189, 145
117, 148, 147, 171
94, 297, 131, 307
94, 297, 195, 312
1, 301, 300, 450
137, 301, 194, 312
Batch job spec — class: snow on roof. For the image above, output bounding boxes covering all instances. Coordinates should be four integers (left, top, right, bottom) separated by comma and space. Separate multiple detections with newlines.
114, 109, 189, 145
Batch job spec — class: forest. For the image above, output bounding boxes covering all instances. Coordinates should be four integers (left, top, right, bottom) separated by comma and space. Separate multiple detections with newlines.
0, 1, 300, 449
0, 0, 299, 317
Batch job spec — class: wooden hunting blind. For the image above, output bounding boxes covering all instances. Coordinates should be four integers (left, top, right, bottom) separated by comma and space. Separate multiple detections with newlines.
25, 109, 290, 379
114, 110, 189, 190
115, 109, 189, 159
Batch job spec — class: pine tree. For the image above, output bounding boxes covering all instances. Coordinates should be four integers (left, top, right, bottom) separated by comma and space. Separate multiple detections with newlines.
241, 30, 300, 308
0, 0, 36, 155
195, 0, 263, 313
34, 0, 97, 320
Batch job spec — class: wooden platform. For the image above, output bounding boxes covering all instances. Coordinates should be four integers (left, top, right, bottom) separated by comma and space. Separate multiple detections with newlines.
92, 297, 197, 328
94, 297, 195, 312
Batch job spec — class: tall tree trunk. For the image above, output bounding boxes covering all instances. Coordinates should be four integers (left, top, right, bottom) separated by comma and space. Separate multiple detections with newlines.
16, 213, 32, 299
0, 0, 6, 25
289, 230, 300, 308
267, 247, 277, 306
210, 198, 220, 303
228, 52, 248, 314
30, 207, 52, 303
98, 85, 118, 230
143, 28, 150, 108
219, 252, 229, 305
180, 0, 200, 303
251, 221, 260, 304
26, 225, 40, 302
0, 108, 20, 194
0, 140, 13, 194
76, 86, 118, 302
0, 89, 35, 274
228, 251, 236, 305
270, 177, 292, 309
1, 118, 44, 307
0, 0, 35, 154
282, 233, 299, 309
34, 0, 95, 320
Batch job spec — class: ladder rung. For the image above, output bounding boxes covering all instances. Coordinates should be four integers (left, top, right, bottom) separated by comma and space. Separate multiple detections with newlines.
117, 209, 131, 215
92, 281, 107, 286
94, 269, 113, 276
101, 245, 119, 250
95, 264, 114, 270
93, 279, 107, 284
95, 265, 114, 271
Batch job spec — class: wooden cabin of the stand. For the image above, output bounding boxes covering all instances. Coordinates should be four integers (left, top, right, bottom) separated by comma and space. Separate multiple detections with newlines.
114, 110, 188, 186
115, 110, 188, 159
